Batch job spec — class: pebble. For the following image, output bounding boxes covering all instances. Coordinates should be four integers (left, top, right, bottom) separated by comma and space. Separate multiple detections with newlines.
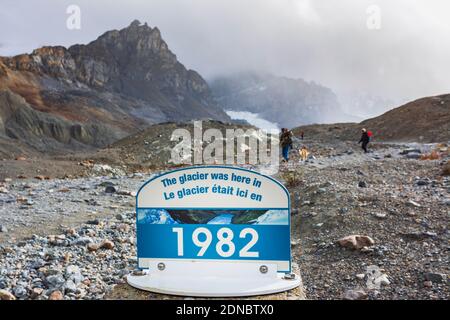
100, 240, 115, 250
66, 265, 83, 284
105, 186, 117, 193
406, 153, 421, 159
48, 290, 64, 300
374, 213, 387, 219
366, 265, 390, 290
358, 181, 367, 188
343, 289, 367, 300
13, 285, 28, 298
407, 200, 421, 208
0, 289, 16, 300
424, 272, 446, 284
337, 235, 375, 250
87, 243, 99, 252
45, 274, 66, 291
416, 180, 429, 186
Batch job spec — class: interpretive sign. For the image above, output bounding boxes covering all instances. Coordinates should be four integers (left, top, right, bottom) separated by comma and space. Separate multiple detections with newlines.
127, 166, 300, 297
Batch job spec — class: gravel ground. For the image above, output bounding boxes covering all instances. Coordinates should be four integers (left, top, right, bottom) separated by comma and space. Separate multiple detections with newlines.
0, 141, 448, 300
286, 141, 449, 300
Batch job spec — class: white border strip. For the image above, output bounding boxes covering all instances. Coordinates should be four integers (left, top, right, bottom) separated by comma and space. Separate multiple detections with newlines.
139, 258, 290, 272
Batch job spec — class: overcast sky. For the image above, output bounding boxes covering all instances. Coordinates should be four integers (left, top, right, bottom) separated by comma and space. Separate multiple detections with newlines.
1, 0, 449, 105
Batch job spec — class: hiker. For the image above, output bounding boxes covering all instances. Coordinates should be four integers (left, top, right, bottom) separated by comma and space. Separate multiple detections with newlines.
299, 146, 309, 162
358, 128, 371, 153
280, 128, 293, 162
300, 131, 304, 140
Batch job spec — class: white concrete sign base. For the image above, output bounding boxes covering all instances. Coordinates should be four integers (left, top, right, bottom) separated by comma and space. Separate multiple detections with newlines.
127, 260, 301, 297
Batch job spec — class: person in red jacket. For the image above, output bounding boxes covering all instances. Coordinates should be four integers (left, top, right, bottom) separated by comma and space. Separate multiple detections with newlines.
358, 128, 371, 153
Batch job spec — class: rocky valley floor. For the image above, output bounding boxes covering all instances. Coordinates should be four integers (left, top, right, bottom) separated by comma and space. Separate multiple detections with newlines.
0, 140, 448, 300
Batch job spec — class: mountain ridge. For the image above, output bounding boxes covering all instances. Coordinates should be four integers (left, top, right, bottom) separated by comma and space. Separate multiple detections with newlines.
210, 71, 347, 128
0, 20, 230, 155
292, 93, 450, 143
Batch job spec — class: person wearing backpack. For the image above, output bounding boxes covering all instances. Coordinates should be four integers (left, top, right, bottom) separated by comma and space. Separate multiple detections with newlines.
280, 128, 293, 162
358, 128, 371, 153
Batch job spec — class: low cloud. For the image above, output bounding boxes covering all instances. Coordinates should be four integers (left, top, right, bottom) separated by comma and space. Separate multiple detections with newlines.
1, 0, 449, 105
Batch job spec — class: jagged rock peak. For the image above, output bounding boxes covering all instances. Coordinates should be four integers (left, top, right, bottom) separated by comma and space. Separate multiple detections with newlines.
129, 19, 142, 27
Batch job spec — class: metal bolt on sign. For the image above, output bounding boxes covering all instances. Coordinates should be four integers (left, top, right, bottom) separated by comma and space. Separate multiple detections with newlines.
259, 265, 268, 274
157, 262, 166, 271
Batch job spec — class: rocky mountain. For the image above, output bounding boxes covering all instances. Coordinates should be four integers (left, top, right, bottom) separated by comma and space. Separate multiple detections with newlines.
292, 94, 450, 143
361, 94, 450, 142
0, 20, 229, 156
210, 72, 347, 128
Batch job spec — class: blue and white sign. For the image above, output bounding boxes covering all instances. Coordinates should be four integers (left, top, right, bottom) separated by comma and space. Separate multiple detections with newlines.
136, 166, 291, 272
128, 166, 299, 297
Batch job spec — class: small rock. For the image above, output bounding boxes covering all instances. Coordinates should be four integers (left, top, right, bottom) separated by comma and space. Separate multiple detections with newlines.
416, 180, 429, 186
366, 265, 390, 290
64, 280, 77, 293
407, 200, 421, 208
337, 235, 375, 250
343, 289, 367, 300
48, 290, 64, 300
117, 190, 136, 197
0, 289, 16, 300
400, 148, 421, 155
65, 228, 77, 236
32, 287, 44, 297
117, 224, 130, 233
406, 153, 421, 159
13, 285, 28, 298
0, 225, 7, 233
358, 181, 367, 188
374, 213, 387, 219
45, 274, 65, 291
86, 219, 100, 225
100, 240, 114, 250
424, 272, 446, 284
402, 231, 437, 241
87, 243, 99, 252
66, 265, 83, 284
72, 237, 93, 245
105, 186, 117, 193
